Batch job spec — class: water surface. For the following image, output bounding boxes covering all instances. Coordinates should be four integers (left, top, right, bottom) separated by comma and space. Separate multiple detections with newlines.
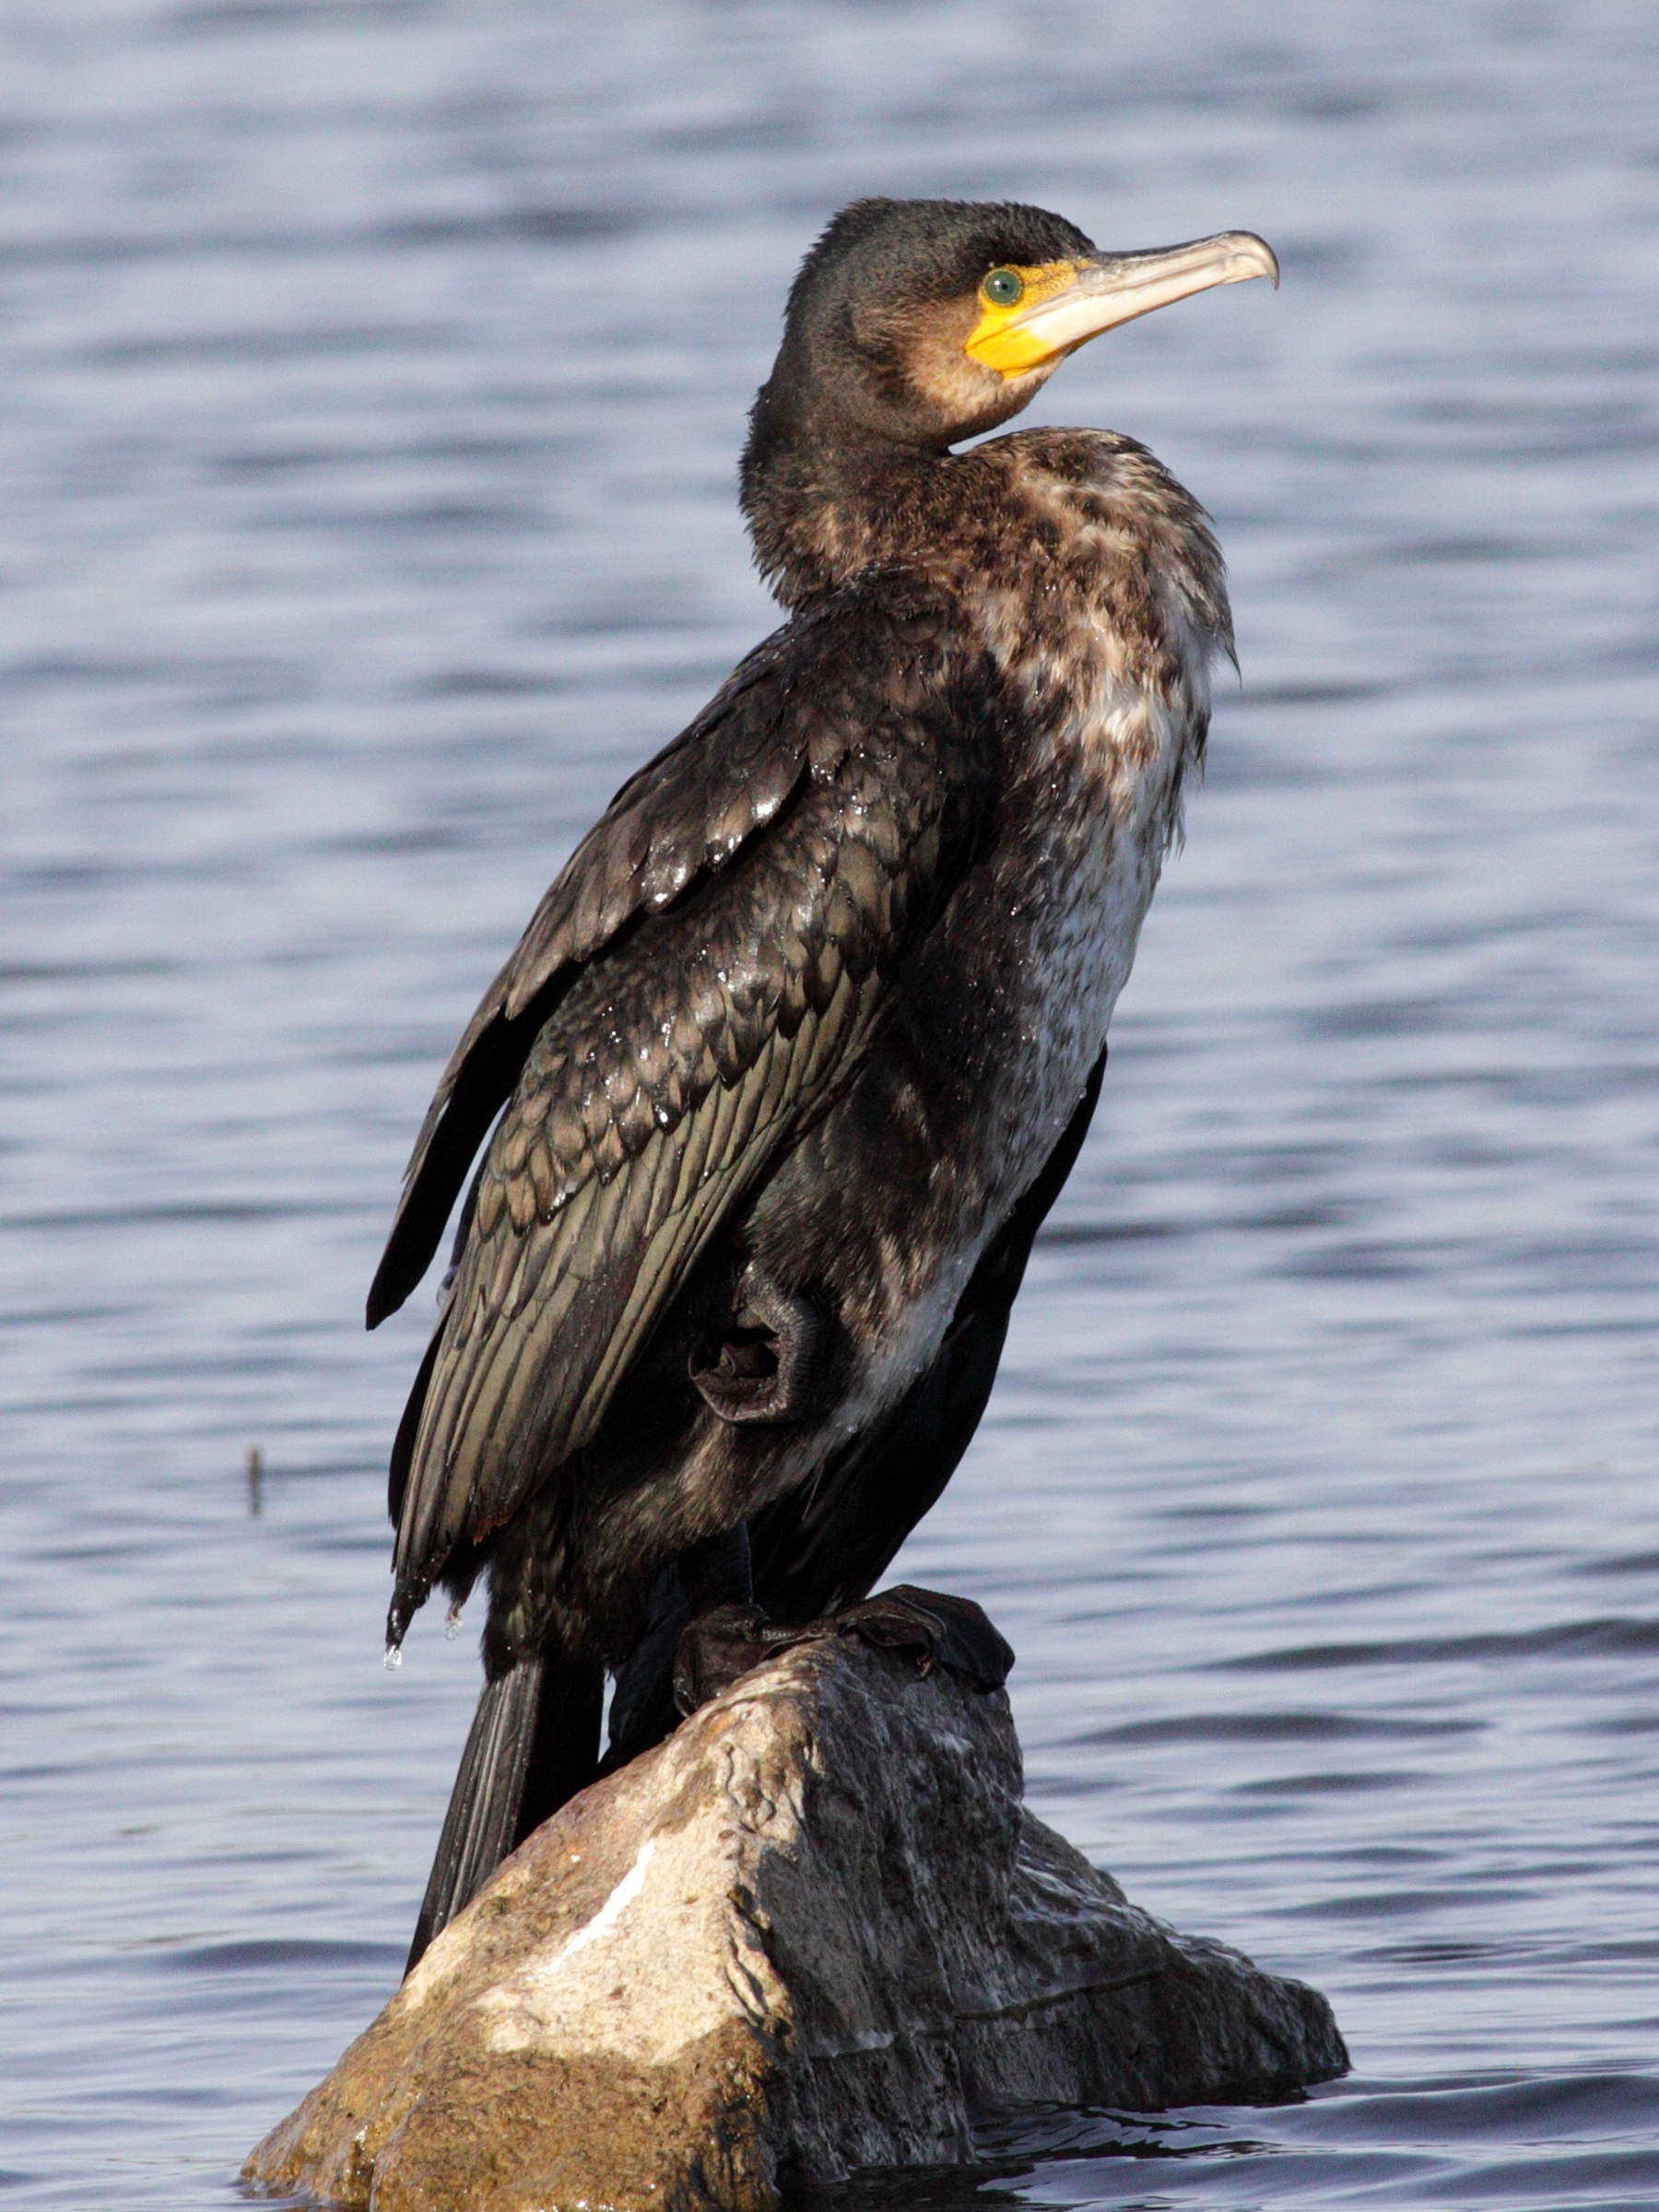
4, 1, 1659, 2204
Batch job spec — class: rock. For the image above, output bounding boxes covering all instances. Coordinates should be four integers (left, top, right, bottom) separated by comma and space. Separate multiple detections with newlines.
245, 1631, 1347, 2212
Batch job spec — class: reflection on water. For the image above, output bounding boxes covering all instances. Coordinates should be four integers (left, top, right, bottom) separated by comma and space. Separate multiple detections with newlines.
4, 2, 1659, 2206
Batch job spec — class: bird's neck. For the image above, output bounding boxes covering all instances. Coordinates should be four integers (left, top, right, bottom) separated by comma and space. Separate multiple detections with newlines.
740, 422, 945, 609
741, 421, 1233, 726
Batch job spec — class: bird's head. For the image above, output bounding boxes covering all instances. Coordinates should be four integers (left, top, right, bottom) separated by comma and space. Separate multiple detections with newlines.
743, 195, 1278, 471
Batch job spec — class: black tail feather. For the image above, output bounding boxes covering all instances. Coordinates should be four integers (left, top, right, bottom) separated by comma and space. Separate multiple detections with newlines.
514, 1653, 605, 1846
405, 1649, 601, 1976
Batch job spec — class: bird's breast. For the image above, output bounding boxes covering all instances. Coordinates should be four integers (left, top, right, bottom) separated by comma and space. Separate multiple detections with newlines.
754, 439, 1226, 1467
975, 651, 1198, 1191
771, 649, 1205, 1472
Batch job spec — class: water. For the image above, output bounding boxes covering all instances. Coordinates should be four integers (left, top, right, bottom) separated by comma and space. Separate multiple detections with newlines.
4, 1, 1658, 2204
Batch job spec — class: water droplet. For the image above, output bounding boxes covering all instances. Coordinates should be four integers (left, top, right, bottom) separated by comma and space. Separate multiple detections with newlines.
444, 1602, 465, 1641
382, 1644, 403, 1672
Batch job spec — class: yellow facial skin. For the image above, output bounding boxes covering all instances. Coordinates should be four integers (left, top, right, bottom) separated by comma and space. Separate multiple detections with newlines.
963, 233, 1279, 383
964, 261, 1083, 378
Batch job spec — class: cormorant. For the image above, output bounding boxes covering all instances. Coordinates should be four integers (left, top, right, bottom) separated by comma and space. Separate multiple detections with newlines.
369, 197, 1277, 1971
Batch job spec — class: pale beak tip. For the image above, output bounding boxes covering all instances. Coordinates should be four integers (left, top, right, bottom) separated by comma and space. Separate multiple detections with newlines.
1241, 232, 1280, 289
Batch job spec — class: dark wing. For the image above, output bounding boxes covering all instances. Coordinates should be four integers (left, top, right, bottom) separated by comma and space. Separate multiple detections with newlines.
368, 617, 815, 1331
748, 1046, 1107, 1622
384, 593, 994, 1638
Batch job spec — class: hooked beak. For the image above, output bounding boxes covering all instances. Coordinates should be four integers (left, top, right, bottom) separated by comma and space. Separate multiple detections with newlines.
965, 231, 1279, 380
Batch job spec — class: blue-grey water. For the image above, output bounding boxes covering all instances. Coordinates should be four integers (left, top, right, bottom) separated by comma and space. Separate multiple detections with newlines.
4, 2, 1659, 2205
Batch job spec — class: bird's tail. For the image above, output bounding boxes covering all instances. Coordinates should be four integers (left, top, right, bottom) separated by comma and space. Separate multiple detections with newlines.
405, 1648, 602, 1975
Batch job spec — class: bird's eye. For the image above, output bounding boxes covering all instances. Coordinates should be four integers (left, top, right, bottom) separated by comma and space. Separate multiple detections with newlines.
982, 268, 1024, 309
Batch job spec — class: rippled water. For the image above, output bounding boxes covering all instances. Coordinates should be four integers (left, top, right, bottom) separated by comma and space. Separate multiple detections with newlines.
4, 2, 1659, 2205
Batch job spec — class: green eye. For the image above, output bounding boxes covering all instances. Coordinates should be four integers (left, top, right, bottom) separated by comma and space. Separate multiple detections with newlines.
982, 267, 1024, 309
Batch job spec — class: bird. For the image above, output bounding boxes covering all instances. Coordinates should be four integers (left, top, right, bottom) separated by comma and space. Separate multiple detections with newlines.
368, 196, 1277, 1971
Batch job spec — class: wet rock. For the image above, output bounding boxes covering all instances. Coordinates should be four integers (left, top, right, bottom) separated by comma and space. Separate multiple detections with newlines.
245, 1631, 1347, 2212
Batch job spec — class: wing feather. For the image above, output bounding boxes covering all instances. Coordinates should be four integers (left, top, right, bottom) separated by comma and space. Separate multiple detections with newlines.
367, 611, 858, 1327
383, 592, 998, 1633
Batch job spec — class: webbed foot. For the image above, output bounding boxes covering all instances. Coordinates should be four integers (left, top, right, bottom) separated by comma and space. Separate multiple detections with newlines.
671, 1583, 1014, 1718
672, 1602, 774, 1714
833, 1584, 1016, 1691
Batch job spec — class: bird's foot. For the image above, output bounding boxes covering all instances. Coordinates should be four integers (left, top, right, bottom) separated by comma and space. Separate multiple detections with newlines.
831, 1584, 1016, 1690
688, 1264, 823, 1425
671, 1583, 1014, 1718
671, 1602, 774, 1714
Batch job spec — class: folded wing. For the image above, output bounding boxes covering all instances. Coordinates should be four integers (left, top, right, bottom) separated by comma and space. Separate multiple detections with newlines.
368, 615, 816, 1331
380, 590, 995, 1641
